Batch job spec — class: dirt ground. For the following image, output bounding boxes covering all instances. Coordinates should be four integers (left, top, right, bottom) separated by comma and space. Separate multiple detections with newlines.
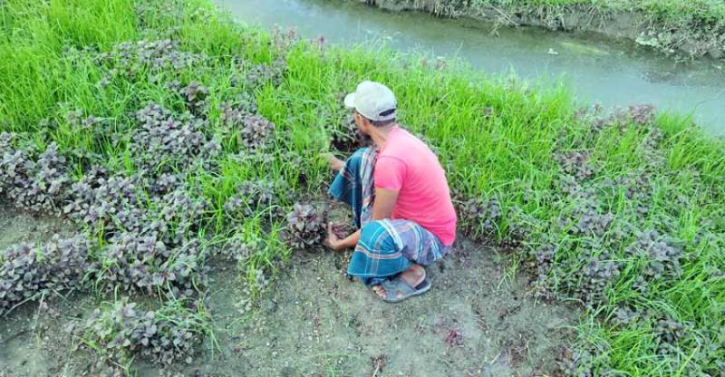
0, 202, 94, 377
0, 204, 578, 377
196, 242, 577, 377
0, 202, 74, 252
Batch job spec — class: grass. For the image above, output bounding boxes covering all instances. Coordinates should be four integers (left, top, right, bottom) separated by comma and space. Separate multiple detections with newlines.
0, 0, 724, 375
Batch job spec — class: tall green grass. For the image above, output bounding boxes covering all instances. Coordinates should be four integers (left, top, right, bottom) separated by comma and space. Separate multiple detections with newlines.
0, 0, 723, 374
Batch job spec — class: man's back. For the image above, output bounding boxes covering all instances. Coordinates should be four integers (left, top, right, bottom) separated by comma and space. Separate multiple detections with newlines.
374, 126, 457, 246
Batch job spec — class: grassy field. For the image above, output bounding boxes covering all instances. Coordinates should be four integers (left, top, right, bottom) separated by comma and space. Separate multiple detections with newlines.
1, 0, 724, 375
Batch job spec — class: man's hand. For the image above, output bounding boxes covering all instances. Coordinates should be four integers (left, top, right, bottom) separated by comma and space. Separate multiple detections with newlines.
324, 223, 344, 251
321, 152, 345, 172
325, 223, 360, 251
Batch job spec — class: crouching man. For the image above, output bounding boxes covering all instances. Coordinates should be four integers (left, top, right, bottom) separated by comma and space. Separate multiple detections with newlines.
326, 81, 457, 303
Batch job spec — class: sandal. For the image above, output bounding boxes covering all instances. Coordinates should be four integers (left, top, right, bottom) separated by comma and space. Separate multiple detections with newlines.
376, 277, 432, 303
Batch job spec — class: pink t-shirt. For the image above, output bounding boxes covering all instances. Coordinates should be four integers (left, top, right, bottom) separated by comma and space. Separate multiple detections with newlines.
374, 126, 457, 246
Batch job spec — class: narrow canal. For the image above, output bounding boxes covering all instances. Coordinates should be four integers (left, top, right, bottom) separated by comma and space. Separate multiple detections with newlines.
218, 0, 725, 135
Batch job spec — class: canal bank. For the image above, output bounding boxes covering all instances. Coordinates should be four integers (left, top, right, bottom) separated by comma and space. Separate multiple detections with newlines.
217, 0, 725, 135
358, 0, 725, 60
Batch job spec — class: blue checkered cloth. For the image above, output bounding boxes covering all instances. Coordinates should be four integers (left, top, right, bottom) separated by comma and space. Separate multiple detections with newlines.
328, 147, 376, 228
350, 219, 449, 286
328, 147, 451, 286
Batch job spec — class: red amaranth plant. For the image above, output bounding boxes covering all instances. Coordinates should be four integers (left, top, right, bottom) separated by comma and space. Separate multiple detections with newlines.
284, 203, 327, 250
0, 235, 92, 315
0, 133, 71, 212
83, 298, 205, 369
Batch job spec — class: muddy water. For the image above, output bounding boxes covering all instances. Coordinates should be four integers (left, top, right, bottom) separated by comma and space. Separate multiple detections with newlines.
217, 0, 725, 135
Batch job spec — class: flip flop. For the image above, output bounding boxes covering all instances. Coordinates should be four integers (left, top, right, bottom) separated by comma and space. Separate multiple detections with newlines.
377, 277, 432, 303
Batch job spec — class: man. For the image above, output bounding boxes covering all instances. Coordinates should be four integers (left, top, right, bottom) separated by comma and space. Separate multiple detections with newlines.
326, 80, 457, 303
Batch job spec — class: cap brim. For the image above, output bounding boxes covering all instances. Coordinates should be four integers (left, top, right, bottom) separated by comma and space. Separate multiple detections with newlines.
343, 92, 356, 109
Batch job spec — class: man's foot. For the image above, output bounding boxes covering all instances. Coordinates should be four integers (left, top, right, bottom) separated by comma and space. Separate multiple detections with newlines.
372, 264, 426, 300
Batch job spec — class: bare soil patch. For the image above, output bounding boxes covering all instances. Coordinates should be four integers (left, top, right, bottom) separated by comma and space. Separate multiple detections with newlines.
0, 207, 578, 376
0, 202, 73, 251
196, 239, 578, 376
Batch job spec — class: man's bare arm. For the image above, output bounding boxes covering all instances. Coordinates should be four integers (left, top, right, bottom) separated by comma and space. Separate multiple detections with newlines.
328, 228, 360, 251
327, 188, 399, 251
372, 188, 399, 220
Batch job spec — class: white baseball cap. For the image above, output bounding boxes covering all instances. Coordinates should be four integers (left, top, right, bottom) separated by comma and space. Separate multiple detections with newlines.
344, 81, 397, 122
